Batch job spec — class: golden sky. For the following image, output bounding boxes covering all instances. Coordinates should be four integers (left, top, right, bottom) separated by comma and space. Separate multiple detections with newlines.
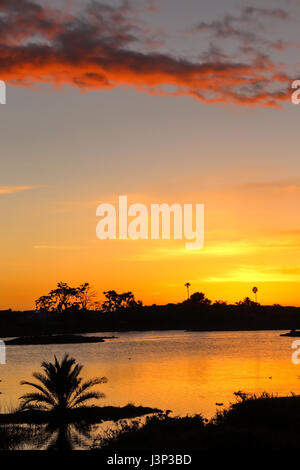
1, 0, 300, 309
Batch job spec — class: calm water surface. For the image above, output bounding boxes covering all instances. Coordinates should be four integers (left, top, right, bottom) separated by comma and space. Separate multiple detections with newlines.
0, 330, 299, 419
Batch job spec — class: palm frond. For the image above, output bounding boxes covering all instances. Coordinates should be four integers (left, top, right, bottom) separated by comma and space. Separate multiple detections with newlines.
72, 391, 105, 408
69, 377, 107, 405
19, 392, 55, 410
20, 380, 55, 402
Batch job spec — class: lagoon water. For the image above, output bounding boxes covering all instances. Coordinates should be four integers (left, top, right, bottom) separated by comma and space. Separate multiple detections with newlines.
0, 330, 299, 419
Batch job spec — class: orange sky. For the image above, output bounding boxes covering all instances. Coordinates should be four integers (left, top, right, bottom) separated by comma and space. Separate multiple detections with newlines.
1, 172, 300, 309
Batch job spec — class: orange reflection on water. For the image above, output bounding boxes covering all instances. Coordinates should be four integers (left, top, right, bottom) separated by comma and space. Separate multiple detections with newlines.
0, 330, 299, 418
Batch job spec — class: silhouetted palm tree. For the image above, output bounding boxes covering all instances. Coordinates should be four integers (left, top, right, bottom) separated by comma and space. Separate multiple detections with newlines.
184, 282, 191, 299
252, 286, 258, 303
19, 354, 107, 411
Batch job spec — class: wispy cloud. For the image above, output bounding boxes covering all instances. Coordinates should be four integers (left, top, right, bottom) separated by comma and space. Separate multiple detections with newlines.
192, 6, 292, 52
33, 245, 85, 250
120, 235, 300, 262
0, 185, 40, 195
203, 265, 300, 283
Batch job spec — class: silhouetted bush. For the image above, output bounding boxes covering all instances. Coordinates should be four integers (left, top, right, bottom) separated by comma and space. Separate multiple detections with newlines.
94, 393, 300, 451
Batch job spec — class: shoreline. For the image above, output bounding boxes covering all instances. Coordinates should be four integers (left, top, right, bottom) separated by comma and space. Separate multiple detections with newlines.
1, 327, 293, 341
4, 334, 117, 346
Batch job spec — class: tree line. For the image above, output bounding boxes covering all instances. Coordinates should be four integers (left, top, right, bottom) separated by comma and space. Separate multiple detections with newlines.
0, 282, 299, 336
35, 282, 143, 314
35, 281, 262, 315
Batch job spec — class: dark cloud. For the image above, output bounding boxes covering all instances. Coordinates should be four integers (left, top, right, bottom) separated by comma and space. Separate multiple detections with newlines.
241, 7, 290, 21
0, 0, 293, 107
192, 5, 290, 44
193, 17, 256, 43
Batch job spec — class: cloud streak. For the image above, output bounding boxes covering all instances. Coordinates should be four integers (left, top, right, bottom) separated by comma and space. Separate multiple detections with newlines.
0, 185, 39, 194
203, 265, 300, 283
0, 1, 294, 107
33, 245, 85, 249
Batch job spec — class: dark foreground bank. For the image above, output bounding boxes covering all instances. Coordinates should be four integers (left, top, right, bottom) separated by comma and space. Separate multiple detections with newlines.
0, 394, 298, 470
1, 392, 299, 452
94, 392, 300, 452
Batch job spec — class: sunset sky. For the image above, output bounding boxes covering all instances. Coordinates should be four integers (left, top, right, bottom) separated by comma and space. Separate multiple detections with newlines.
1, 0, 300, 309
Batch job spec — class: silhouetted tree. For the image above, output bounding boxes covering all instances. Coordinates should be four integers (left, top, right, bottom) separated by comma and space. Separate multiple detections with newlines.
213, 300, 228, 307
236, 297, 256, 307
76, 283, 97, 310
50, 282, 77, 312
35, 294, 56, 313
102, 290, 142, 313
35, 282, 96, 313
189, 292, 211, 305
184, 282, 191, 299
19, 354, 107, 411
252, 286, 258, 303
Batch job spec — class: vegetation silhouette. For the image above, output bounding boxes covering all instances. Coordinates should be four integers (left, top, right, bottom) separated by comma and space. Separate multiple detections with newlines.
95, 393, 300, 451
184, 282, 191, 299
102, 290, 142, 313
187, 291, 211, 305
3, 390, 300, 451
19, 354, 107, 411
35, 282, 96, 313
1, 283, 300, 337
252, 286, 258, 303
0, 356, 160, 450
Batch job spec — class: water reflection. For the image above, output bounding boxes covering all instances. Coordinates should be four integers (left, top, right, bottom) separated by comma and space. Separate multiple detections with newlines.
42, 421, 95, 450
1, 331, 298, 419
4, 419, 131, 450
